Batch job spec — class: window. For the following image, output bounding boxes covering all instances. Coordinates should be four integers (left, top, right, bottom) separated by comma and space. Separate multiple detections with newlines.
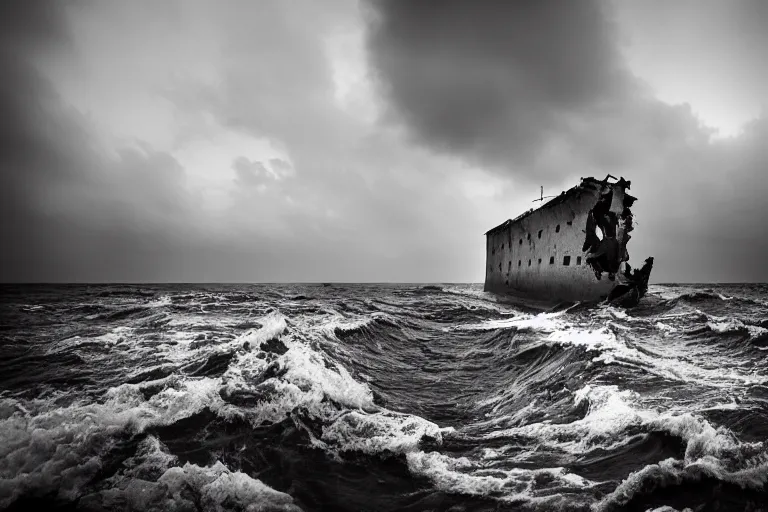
501, 243, 504, 250
518, 260, 521, 267
563, 256, 571, 266
508, 261, 511, 271
492, 248, 495, 255
555, 224, 561, 233
576, 256, 582, 265
528, 259, 531, 266
538, 230, 542, 239
519, 238, 523, 245
527, 233, 531, 240
549, 256, 555, 264
538, 258, 542, 264
567, 221, 573, 226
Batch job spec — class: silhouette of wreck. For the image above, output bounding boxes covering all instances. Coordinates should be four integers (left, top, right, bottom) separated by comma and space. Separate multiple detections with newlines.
484, 175, 654, 308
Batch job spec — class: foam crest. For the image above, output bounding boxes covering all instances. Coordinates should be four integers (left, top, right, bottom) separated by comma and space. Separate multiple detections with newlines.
546, 321, 766, 388
219, 313, 452, 463
450, 311, 567, 332
79, 457, 301, 512
405, 451, 590, 504
157, 462, 301, 512
221, 322, 375, 424
495, 385, 644, 453
595, 456, 768, 512
146, 295, 172, 308
117, 435, 178, 479
483, 384, 757, 463
321, 410, 442, 454
280, 346, 374, 409
706, 315, 768, 339
239, 312, 289, 348
0, 377, 226, 508
547, 326, 622, 351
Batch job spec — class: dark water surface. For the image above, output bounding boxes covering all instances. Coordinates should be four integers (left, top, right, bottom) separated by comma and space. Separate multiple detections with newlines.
1, 283, 767, 511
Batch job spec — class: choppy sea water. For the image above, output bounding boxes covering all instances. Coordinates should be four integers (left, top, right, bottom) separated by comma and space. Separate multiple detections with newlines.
1, 283, 767, 512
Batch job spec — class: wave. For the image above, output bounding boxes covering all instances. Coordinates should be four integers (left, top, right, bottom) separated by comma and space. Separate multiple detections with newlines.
444, 383, 767, 508
654, 289, 768, 312
75, 436, 301, 512
0, 313, 438, 508
595, 455, 768, 512
2, 283, 767, 510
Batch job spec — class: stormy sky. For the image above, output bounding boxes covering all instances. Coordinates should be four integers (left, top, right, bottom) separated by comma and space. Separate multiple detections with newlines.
1, 0, 767, 283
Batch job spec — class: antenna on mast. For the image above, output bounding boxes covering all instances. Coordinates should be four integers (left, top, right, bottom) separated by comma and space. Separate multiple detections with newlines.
533, 185, 556, 203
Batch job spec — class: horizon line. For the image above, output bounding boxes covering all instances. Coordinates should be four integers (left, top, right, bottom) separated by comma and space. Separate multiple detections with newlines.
1, 281, 766, 286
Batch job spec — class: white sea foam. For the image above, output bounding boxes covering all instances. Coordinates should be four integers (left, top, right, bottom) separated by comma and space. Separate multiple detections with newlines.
312, 311, 393, 336
146, 295, 172, 308
208, 311, 452, 466
706, 316, 768, 339
450, 311, 568, 332
595, 455, 768, 512
544, 321, 767, 388
0, 359, 306, 509
220, 314, 376, 425
320, 409, 442, 455
655, 321, 678, 334
479, 384, 758, 463
80, 456, 301, 512
239, 312, 290, 347
0, 376, 230, 509
405, 450, 592, 505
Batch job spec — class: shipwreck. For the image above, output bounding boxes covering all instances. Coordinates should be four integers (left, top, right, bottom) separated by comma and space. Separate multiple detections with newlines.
483, 175, 654, 308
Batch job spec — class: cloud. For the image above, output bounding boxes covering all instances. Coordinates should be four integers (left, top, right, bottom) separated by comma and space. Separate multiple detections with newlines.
0, 1, 202, 281
2, 0, 767, 283
0, 0, 496, 282
611, 0, 768, 135
232, 157, 271, 186
364, 0, 639, 184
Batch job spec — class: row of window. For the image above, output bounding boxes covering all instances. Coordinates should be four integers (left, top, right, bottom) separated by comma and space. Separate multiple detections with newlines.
495, 255, 582, 272
492, 221, 574, 254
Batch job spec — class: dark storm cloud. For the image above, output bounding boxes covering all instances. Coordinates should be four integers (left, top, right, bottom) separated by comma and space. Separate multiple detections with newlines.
0, 0, 79, 280
365, 0, 634, 182
0, 1, 196, 281
0, 0, 483, 283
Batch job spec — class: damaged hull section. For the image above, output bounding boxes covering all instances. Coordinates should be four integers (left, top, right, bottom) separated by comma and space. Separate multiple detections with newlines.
483, 175, 654, 308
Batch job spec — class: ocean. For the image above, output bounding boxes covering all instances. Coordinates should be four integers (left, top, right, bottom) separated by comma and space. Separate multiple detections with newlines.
0, 283, 767, 512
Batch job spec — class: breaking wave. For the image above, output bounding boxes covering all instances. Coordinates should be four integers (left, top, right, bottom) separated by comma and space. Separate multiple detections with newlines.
0, 282, 766, 511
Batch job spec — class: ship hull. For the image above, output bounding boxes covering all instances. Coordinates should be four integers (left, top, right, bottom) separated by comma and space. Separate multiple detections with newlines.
485, 257, 654, 309
483, 176, 653, 308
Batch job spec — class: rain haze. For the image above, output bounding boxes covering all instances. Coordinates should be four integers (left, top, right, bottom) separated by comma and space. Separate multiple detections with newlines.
2, 0, 767, 284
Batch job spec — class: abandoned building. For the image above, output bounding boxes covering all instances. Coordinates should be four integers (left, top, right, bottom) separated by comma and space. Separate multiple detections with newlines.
484, 175, 654, 307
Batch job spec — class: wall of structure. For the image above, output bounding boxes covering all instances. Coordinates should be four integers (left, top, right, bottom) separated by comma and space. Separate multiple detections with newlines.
484, 185, 618, 302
